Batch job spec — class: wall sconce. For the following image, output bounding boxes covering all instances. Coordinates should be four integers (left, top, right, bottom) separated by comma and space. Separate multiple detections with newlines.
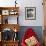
15, 0, 17, 7
42, 3, 43, 5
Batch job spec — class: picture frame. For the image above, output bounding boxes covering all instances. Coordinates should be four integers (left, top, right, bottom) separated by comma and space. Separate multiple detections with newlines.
25, 7, 36, 20
2, 10, 9, 15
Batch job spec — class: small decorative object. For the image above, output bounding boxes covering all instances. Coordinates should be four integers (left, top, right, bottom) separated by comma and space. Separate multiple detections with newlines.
9, 10, 18, 15
25, 7, 36, 20
10, 10, 14, 15
2, 10, 9, 15
15, 0, 17, 7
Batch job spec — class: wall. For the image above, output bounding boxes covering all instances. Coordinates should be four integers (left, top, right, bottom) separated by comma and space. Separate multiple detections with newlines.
18, 0, 44, 26
0, 0, 44, 26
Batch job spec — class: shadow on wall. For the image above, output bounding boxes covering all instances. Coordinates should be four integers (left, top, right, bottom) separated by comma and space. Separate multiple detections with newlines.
18, 26, 44, 44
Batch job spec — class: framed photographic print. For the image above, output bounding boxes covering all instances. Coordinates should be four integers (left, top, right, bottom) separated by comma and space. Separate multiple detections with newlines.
2, 10, 9, 15
25, 7, 36, 20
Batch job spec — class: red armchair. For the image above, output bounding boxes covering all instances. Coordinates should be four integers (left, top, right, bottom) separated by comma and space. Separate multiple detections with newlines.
21, 28, 41, 46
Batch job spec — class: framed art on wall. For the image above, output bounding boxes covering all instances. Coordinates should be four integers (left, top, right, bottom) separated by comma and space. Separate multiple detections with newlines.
25, 7, 36, 20
2, 10, 9, 15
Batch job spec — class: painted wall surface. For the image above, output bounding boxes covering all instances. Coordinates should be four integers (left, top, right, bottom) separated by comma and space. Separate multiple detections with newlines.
0, 0, 44, 26
18, 0, 44, 26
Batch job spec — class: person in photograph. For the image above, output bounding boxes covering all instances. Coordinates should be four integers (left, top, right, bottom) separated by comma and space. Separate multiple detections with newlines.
27, 9, 34, 18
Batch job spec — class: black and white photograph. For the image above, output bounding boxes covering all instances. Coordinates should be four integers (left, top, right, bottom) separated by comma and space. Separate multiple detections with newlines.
25, 7, 36, 20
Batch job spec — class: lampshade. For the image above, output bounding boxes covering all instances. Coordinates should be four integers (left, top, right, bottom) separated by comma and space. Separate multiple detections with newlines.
13, 28, 17, 32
